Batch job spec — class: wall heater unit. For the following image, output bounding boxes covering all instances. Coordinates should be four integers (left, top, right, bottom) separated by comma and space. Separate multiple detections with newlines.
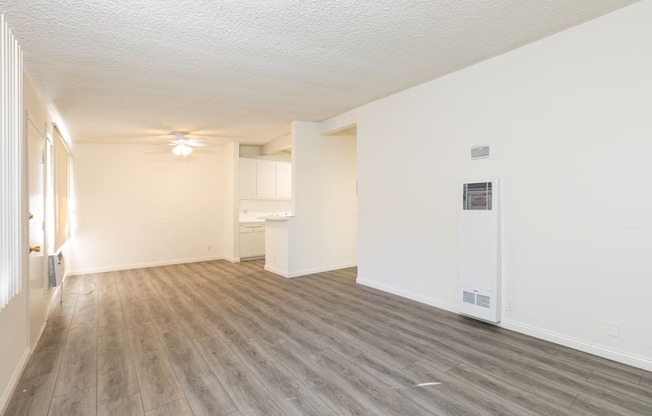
459, 179, 501, 323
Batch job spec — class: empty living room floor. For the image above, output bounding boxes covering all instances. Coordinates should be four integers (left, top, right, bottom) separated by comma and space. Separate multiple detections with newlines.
5, 260, 652, 415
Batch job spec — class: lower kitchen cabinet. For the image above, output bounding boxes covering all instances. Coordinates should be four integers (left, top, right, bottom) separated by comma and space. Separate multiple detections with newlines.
240, 223, 265, 259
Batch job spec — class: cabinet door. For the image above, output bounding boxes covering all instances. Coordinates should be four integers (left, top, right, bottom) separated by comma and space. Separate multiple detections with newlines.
239, 158, 257, 199
240, 230, 255, 258
256, 160, 277, 198
253, 228, 265, 257
275, 162, 292, 199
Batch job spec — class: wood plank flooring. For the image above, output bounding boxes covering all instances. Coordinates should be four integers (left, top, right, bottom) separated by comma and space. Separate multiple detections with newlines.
5, 259, 652, 415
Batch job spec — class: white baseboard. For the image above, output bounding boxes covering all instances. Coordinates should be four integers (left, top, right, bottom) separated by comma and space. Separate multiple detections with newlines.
356, 277, 457, 313
287, 261, 358, 278
45, 285, 62, 318
26, 286, 61, 357
264, 261, 357, 279
264, 264, 290, 278
0, 346, 30, 415
356, 276, 652, 372
500, 319, 652, 372
66, 255, 231, 276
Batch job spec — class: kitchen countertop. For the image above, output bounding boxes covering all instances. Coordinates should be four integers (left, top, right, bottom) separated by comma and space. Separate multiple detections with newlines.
239, 213, 293, 223
261, 215, 295, 221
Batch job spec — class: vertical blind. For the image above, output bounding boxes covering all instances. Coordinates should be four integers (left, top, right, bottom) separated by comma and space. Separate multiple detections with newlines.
0, 14, 23, 310
53, 127, 70, 252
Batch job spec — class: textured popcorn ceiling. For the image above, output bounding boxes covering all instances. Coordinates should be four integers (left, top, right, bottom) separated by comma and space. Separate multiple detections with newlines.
1, 0, 636, 144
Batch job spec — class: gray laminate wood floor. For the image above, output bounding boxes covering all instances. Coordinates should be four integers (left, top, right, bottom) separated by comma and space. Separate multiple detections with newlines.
5, 260, 652, 415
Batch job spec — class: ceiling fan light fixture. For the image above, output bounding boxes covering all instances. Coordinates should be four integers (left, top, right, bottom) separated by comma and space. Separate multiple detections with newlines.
172, 143, 192, 157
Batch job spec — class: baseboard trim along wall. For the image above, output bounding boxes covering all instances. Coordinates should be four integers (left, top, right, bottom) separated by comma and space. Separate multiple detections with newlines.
67, 255, 231, 276
356, 276, 652, 372
500, 319, 652, 372
45, 285, 62, 317
28, 285, 64, 357
356, 277, 458, 313
265, 262, 358, 279
264, 264, 290, 278
288, 262, 358, 278
0, 347, 30, 416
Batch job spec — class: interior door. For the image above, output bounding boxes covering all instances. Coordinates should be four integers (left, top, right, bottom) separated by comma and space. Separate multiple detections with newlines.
27, 118, 47, 348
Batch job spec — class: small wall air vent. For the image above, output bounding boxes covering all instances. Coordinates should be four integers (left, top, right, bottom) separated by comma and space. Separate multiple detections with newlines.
471, 145, 490, 160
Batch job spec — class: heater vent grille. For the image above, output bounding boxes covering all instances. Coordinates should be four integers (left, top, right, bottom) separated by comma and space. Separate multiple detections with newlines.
463, 291, 476, 304
463, 182, 493, 210
477, 294, 491, 308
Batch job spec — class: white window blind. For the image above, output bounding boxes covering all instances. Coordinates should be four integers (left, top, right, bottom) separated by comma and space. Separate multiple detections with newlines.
0, 14, 23, 310
53, 127, 70, 252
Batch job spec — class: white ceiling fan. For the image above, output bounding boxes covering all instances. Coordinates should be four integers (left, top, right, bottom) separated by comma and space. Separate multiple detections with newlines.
165, 132, 214, 157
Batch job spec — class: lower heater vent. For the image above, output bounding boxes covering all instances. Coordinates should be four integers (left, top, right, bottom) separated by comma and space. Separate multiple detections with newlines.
460, 288, 496, 322
463, 291, 476, 304
476, 294, 491, 308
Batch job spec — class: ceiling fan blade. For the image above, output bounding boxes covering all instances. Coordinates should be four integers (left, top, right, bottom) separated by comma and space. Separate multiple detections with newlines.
137, 130, 234, 147
183, 129, 233, 138
192, 148, 217, 153
185, 140, 214, 148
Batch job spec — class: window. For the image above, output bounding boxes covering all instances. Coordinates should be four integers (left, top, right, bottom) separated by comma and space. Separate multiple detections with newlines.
53, 127, 70, 252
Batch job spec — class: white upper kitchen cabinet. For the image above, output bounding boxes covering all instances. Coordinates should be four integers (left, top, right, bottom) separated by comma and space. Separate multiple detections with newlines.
256, 160, 277, 198
239, 158, 292, 200
239, 158, 258, 199
275, 162, 292, 199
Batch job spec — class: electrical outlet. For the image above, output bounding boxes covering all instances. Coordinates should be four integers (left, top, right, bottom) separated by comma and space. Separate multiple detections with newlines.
506, 300, 513, 311
207, 245, 212, 252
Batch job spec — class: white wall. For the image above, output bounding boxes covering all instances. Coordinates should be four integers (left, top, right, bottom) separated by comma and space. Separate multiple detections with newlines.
288, 121, 357, 276
346, 1, 652, 370
70, 144, 233, 273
